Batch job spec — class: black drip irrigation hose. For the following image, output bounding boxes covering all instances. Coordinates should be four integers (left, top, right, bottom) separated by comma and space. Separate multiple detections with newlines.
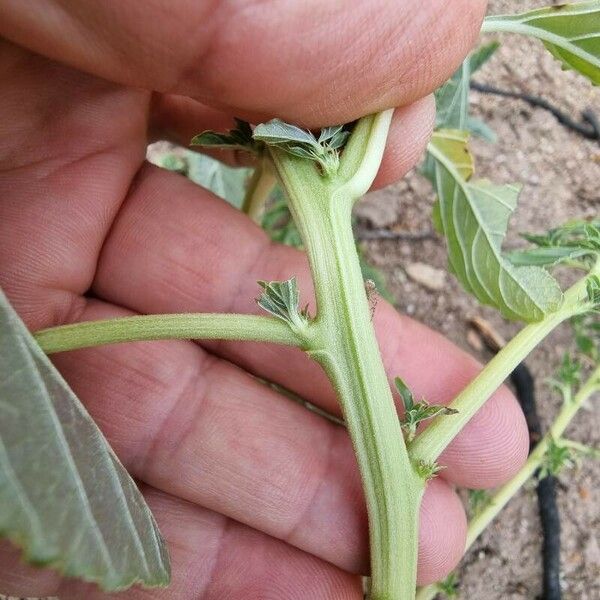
470, 80, 600, 142
510, 363, 562, 600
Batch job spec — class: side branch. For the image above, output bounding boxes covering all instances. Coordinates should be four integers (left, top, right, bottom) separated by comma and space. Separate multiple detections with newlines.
337, 109, 394, 199
34, 313, 306, 354
409, 273, 592, 465
415, 364, 600, 600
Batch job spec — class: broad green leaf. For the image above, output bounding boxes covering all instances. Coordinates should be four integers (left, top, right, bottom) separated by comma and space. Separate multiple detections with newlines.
469, 41, 501, 74
434, 42, 500, 131
185, 153, 250, 208
430, 130, 475, 179
484, 2, 600, 85
428, 130, 563, 321
159, 151, 250, 209
0, 289, 170, 590
466, 116, 497, 143
435, 60, 471, 130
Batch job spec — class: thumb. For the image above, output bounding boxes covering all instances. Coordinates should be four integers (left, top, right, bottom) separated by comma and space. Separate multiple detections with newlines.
0, 0, 487, 127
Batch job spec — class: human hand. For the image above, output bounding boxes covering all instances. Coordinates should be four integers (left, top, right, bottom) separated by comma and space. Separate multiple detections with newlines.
0, 1, 529, 597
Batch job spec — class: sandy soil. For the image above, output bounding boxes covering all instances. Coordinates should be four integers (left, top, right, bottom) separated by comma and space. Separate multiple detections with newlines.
355, 1, 599, 597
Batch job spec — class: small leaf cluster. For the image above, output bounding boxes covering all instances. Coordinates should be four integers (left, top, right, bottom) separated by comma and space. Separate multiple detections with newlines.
253, 120, 349, 176
436, 572, 459, 599
394, 377, 458, 442
257, 277, 309, 332
548, 352, 582, 403
586, 274, 600, 308
571, 313, 600, 361
540, 438, 600, 481
468, 489, 492, 516
191, 118, 258, 153
539, 438, 576, 479
414, 460, 445, 481
511, 220, 600, 270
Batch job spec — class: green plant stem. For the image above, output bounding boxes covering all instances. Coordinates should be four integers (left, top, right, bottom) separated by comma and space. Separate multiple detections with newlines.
34, 313, 305, 354
241, 157, 276, 223
410, 274, 593, 465
481, 16, 597, 68
269, 111, 424, 600
415, 364, 600, 600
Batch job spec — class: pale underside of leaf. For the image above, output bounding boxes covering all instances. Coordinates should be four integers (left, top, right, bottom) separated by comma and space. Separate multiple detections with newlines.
252, 119, 317, 147
484, 1, 600, 84
0, 289, 170, 591
429, 131, 563, 322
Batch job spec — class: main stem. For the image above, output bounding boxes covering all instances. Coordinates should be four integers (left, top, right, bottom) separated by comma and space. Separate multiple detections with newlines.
271, 139, 424, 599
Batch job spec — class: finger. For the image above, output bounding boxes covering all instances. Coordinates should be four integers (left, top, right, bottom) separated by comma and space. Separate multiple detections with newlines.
418, 478, 466, 586
92, 165, 528, 488
0, 0, 487, 126
40, 298, 466, 582
149, 96, 256, 168
0, 40, 148, 331
0, 488, 363, 599
150, 94, 436, 189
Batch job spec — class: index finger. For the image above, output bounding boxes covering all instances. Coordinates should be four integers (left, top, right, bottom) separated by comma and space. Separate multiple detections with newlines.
0, 0, 487, 126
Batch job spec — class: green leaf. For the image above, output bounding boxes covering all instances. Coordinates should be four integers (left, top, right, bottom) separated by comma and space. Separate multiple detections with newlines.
484, 2, 600, 85
507, 246, 591, 267
0, 288, 169, 590
257, 277, 309, 332
515, 220, 600, 270
414, 460, 445, 480
468, 489, 492, 516
571, 313, 600, 360
318, 125, 344, 144
428, 130, 563, 322
469, 41, 501, 74
435, 60, 471, 130
587, 274, 600, 305
539, 438, 576, 479
191, 118, 257, 152
185, 153, 250, 208
394, 377, 415, 412
466, 116, 497, 143
434, 42, 500, 132
253, 119, 348, 176
523, 220, 600, 250
548, 352, 582, 403
436, 572, 459, 599
253, 119, 318, 147
394, 377, 457, 442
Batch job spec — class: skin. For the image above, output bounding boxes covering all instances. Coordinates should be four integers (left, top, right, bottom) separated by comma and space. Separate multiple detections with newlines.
0, 1, 530, 597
